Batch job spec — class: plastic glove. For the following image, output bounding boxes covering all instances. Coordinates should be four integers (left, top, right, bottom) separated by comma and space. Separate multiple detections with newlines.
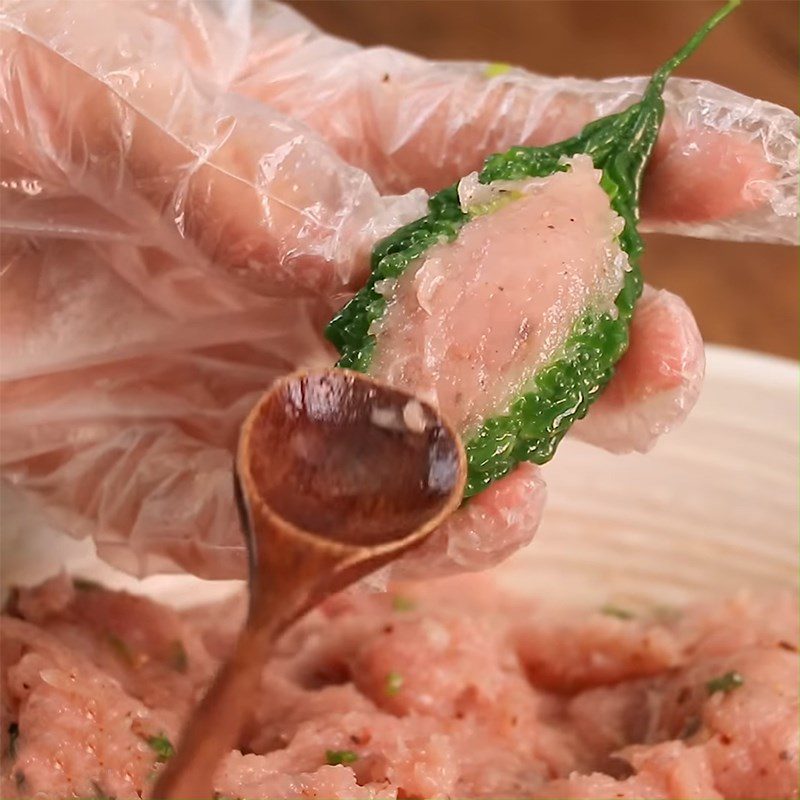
1, 0, 797, 580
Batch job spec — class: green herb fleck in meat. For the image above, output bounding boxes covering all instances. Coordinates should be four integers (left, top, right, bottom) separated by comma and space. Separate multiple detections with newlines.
105, 632, 135, 666
7, 722, 19, 758
600, 605, 635, 620
706, 670, 744, 695
73, 577, 102, 591
148, 733, 176, 763
385, 670, 404, 696
392, 595, 416, 612
326, 749, 359, 766
167, 639, 189, 673
681, 715, 703, 739
327, 1, 739, 497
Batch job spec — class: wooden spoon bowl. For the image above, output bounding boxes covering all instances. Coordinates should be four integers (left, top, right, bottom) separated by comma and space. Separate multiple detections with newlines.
155, 368, 466, 799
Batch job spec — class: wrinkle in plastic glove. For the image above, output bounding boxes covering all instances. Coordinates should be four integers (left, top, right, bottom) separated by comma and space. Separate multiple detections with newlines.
1, 0, 797, 581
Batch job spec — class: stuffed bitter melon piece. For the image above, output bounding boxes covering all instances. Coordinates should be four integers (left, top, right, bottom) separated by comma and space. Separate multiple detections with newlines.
327, 1, 739, 497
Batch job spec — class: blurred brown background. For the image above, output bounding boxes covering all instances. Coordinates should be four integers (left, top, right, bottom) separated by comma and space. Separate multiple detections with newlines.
288, 0, 798, 359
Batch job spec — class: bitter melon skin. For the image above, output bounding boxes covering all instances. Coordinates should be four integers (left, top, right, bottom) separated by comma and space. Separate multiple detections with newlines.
326, 2, 739, 497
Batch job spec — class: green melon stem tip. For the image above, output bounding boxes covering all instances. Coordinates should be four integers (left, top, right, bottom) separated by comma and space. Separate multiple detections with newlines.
646, 0, 742, 100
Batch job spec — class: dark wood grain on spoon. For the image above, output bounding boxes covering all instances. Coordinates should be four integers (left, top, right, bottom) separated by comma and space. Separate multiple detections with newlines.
154, 368, 466, 799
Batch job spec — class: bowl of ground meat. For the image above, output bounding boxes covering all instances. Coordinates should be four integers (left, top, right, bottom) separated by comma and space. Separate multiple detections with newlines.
1, 345, 797, 800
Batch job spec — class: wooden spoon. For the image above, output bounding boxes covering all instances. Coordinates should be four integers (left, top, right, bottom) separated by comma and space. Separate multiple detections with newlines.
154, 368, 466, 799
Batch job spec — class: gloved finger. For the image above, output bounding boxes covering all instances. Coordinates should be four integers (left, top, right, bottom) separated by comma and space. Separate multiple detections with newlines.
571, 286, 705, 454
235, 2, 797, 244
639, 114, 790, 243
1, 1, 426, 304
2, 302, 546, 583
0, 0, 708, 586
391, 463, 547, 581
0, 0, 427, 584
1, 338, 258, 580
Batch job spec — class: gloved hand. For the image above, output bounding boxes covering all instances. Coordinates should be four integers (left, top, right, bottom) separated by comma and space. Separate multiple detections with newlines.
1, 0, 796, 580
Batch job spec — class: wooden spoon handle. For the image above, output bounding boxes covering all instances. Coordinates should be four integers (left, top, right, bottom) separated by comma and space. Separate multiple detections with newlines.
152, 595, 299, 799
152, 623, 270, 799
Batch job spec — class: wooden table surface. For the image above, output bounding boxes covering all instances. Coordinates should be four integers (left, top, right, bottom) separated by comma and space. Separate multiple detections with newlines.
288, 0, 798, 359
